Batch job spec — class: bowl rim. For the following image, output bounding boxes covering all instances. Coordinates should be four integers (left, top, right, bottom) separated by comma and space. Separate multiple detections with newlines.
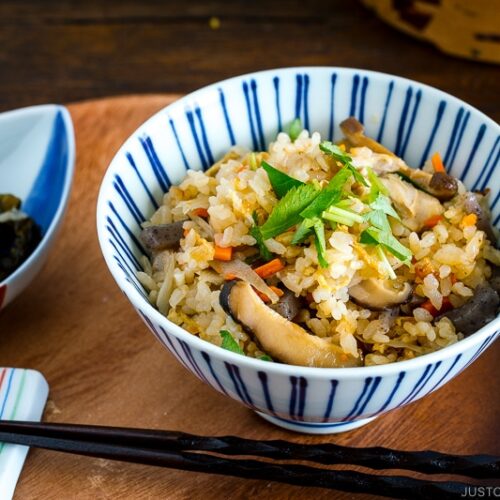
97, 66, 500, 379
0, 104, 75, 289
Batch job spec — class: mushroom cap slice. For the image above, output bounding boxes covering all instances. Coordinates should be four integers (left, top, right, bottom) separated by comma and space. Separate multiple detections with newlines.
220, 281, 362, 368
349, 278, 412, 310
380, 174, 443, 232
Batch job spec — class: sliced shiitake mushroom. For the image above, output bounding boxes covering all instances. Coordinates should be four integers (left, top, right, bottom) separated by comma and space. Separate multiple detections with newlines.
349, 278, 412, 310
380, 174, 444, 232
220, 281, 362, 368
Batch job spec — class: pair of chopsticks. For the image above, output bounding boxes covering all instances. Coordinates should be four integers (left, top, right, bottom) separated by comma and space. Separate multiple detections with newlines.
0, 421, 498, 499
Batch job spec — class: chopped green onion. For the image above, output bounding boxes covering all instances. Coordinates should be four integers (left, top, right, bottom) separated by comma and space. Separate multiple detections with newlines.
287, 118, 303, 142
376, 245, 396, 280
322, 211, 355, 226
325, 206, 364, 224
249, 153, 258, 170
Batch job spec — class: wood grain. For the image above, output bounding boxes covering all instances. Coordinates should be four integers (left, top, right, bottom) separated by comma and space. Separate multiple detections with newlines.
0, 95, 498, 499
0, 1, 498, 123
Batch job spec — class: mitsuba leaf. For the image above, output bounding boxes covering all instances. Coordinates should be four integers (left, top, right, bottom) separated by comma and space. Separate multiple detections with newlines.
312, 218, 328, 268
261, 160, 304, 199
259, 183, 320, 240
220, 330, 245, 355
300, 168, 352, 219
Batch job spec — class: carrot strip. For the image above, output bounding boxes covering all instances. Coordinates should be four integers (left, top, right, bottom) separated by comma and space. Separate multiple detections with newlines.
224, 273, 237, 280
269, 286, 284, 297
192, 207, 209, 218
423, 214, 442, 229
461, 213, 477, 227
214, 245, 232, 261
253, 288, 271, 303
450, 273, 457, 285
431, 152, 445, 173
420, 300, 438, 317
420, 297, 453, 317
253, 258, 284, 279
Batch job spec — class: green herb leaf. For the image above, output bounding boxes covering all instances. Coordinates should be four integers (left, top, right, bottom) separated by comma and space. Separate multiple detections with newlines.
319, 142, 368, 186
259, 354, 273, 362
286, 118, 303, 142
261, 160, 304, 199
259, 183, 320, 240
363, 209, 392, 232
319, 141, 352, 164
291, 218, 315, 244
250, 226, 273, 261
360, 227, 412, 264
300, 168, 352, 219
366, 167, 389, 202
312, 218, 328, 268
370, 193, 400, 220
220, 330, 245, 355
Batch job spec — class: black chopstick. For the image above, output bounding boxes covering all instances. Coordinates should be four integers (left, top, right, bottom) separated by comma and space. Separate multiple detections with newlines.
0, 423, 473, 500
1, 421, 497, 479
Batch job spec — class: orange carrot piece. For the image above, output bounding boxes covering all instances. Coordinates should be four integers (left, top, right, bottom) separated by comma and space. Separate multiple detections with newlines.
253, 258, 284, 279
421, 297, 453, 317
224, 273, 237, 280
253, 288, 271, 303
461, 213, 477, 227
252, 286, 283, 303
431, 152, 446, 173
269, 286, 284, 297
450, 273, 457, 285
192, 207, 209, 218
183, 228, 190, 237
423, 214, 442, 229
420, 300, 439, 317
214, 245, 232, 261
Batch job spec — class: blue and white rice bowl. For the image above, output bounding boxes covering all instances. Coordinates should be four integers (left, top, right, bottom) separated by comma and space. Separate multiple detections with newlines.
97, 68, 499, 434
0, 105, 75, 310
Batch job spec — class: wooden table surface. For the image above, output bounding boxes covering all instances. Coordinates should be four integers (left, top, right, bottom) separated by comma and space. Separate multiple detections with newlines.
0, 0, 499, 123
1, 1, 499, 498
0, 94, 498, 499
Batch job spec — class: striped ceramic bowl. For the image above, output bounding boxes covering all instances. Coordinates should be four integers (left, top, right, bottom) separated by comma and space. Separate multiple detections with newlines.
97, 68, 499, 434
0, 105, 75, 311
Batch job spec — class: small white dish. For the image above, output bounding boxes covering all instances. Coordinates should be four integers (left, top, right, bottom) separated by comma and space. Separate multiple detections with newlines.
0, 105, 75, 310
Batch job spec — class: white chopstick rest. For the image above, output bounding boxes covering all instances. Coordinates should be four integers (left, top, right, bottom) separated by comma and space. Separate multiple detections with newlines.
0, 368, 48, 500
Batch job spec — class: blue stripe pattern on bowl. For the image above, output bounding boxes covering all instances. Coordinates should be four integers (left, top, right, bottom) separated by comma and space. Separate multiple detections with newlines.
97, 68, 499, 432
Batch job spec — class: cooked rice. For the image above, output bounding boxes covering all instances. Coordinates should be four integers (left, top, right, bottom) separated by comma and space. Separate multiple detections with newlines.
138, 129, 500, 366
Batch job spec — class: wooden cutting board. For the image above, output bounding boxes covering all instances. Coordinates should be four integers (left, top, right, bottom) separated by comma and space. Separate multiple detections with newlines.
0, 95, 498, 499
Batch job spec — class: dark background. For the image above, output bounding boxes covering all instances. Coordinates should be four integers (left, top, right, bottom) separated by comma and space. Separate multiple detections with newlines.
0, 0, 498, 121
